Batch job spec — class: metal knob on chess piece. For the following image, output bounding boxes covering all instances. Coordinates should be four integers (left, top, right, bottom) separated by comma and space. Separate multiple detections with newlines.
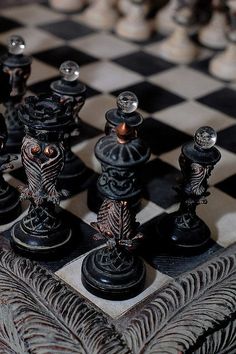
0, 35, 32, 153
51, 61, 93, 196
157, 126, 221, 252
10, 94, 73, 258
82, 121, 150, 300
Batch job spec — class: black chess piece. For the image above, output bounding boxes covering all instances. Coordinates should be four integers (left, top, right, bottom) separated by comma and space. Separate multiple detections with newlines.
87, 91, 143, 213
82, 121, 150, 300
0, 114, 21, 224
157, 126, 221, 252
11, 94, 73, 258
51, 61, 93, 196
1, 35, 32, 154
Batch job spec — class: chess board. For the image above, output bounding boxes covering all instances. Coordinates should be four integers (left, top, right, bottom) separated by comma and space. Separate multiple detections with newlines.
0, 1, 235, 350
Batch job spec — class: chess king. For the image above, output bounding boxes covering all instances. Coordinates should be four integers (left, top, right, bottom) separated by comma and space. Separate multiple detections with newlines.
11, 94, 73, 258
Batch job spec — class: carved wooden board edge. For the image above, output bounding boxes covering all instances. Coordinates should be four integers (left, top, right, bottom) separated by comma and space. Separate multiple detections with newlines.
0, 245, 236, 353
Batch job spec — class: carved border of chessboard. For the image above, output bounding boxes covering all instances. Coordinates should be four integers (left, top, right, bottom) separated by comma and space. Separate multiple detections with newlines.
0, 245, 236, 354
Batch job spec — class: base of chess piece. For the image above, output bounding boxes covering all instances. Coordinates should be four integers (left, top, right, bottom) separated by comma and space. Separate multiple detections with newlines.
0, 183, 21, 225
209, 41, 236, 81
49, 0, 85, 12
157, 211, 211, 252
58, 149, 93, 198
11, 204, 72, 259
82, 246, 146, 300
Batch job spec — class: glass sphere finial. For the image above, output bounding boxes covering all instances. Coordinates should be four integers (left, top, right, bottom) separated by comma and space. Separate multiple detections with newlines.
117, 91, 138, 114
8, 35, 25, 55
60, 61, 80, 82
194, 126, 217, 150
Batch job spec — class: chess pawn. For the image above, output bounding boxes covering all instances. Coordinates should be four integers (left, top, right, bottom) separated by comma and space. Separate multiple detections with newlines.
116, 0, 152, 41
198, 0, 228, 49
87, 91, 143, 213
118, 0, 131, 14
158, 5, 199, 64
155, 0, 178, 35
49, 0, 86, 12
209, 2, 236, 81
0, 114, 21, 225
1, 35, 32, 154
82, 122, 150, 300
11, 94, 73, 258
51, 61, 92, 196
83, 0, 118, 30
157, 126, 221, 251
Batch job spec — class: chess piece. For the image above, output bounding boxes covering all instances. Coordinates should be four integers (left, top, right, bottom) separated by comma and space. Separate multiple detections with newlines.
82, 121, 150, 300
209, 1, 236, 81
158, 3, 199, 63
83, 0, 118, 30
116, 0, 152, 41
1, 35, 32, 154
118, 0, 132, 14
198, 0, 228, 49
157, 126, 221, 251
0, 114, 21, 225
87, 91, 143, 213
11, 94, 73, 258
49, 0, 86, 12
155, 0, 178, 35
51, 61, 92, 196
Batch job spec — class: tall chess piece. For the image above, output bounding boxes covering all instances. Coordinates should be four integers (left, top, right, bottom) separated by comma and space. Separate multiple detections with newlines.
51, 61, 92, 196
155, 0, 178, 35
87, 91, 143, 212
157, 126, 221, 251
198, 0, 228, 49
116, 0, 152, 41
83, 0, 118, 30
82, 121, 150, 300
158, 2, 199, 63
0, 114, 21, 224
1, 35, 32, 154
11, 94, 73, 258
209, 1, 236, 81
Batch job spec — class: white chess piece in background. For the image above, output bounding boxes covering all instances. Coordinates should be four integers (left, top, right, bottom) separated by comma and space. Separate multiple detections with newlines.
155, 0, 178, 35
49, 0, 86, 12
83, 0, 118, 30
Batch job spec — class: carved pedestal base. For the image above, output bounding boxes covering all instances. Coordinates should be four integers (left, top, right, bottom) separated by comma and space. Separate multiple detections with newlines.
157, 212, 211, 252
82, 247, 146, 300
58, 150, 93, 197
0, 184, 21, 225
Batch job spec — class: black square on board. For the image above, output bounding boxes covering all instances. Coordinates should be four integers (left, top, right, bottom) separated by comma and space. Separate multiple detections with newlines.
215, 174, 236, 199
0, 16, 22, 33
39, 20, 95, 40
216, 124, 236, 153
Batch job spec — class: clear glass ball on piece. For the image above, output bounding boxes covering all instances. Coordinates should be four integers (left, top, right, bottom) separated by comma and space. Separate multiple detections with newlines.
60, 61, 80, 82
117, 91, 138, 114
194, 126, 217, 150
8, 35, 25, 55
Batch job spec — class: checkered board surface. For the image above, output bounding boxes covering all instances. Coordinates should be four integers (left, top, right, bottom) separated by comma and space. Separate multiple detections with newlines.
0, 1, 236, 319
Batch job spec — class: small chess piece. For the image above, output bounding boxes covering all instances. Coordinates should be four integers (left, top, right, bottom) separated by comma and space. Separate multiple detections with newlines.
49, 0, 86, 12
11, 94, 73, 258
83, 0, 118, 30
155, 0, 178, 35
51, 61, 92, 196
1, 35, 32, 154
87, 91, 143, 213
82, 121, 150, 300
116, 0, 152, 41
158, 3, 199, 63
157, 126, 221, 251
198, 0, 228, 49
0, 114, 21, 225
209, 1, 236, 81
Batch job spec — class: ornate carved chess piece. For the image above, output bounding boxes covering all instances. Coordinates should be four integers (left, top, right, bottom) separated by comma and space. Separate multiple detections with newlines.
157, 126, 221, 251
1, 35, 32, 153
51, 61, 92, 196
209, 1, 236, 81
0, 114, 21, 224
87, 91, 143, 213
82, 121, 150, 300
11, 94, 73, 258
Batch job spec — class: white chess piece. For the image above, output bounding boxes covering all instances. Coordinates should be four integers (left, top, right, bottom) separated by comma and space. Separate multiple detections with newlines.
83, 0, 118, 30
158, 6, 199, 64
116, 0, 152, 41
155, 0, 178, 35
118, 0, 132, 14
198, 0, 228, 49
49, 0, 86, 12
